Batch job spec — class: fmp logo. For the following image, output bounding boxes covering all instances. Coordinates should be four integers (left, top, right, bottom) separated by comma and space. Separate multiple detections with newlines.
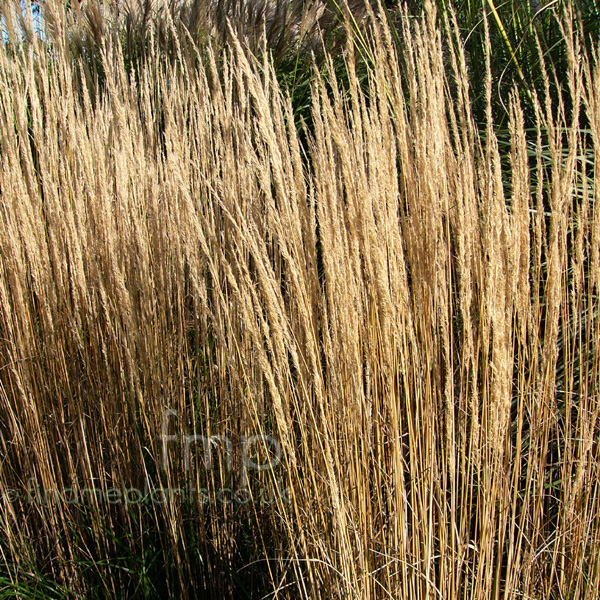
160, 409, 282, 486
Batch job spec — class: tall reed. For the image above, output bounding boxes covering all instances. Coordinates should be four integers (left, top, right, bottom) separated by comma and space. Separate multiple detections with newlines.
0, 1, 599, 598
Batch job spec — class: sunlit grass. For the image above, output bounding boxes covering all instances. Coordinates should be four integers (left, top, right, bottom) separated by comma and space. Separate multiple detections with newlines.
0, 0, 599, 598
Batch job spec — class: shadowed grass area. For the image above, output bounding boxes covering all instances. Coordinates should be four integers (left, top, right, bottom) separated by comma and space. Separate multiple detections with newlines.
0, 0, 599, 598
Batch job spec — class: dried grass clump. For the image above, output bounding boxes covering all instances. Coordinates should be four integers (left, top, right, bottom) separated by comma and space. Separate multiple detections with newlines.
0, 0, 599, 598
